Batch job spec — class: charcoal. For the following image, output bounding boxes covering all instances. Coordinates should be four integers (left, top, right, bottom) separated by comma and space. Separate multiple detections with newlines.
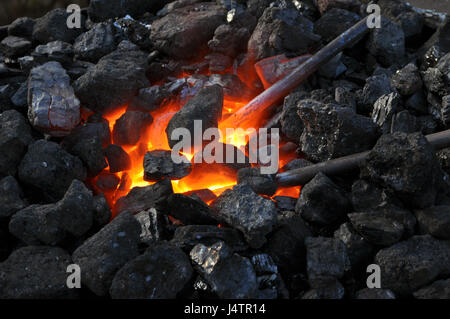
95, 173, 120, 192
248, 7, 320, 62
348, 212, 405, 247
88, 0, 170, 22
150, 3, 226, 59
171, 225, 247, 252
205, 53, 232, 73
208, 24, 252, 58
72, 211, 141, 296
143, 150, 192, 182
73, 45, 149, 113
314, 8, 360, 43
351, 179, 401, 212
280, 92, 305, 142
190, 241, 259, 298
211, 184, 277, 248
0, 110, 33, 176
375, 235, 450, 295
273, 196, 297, 211
113, 16, 152, 51
10, 81, 27, 110
166, 85, 223, 149
372, 92, 402, 134
295, 172, 350, 225
281, 158, 313, 171
237, 167, 277, 196
0, 176, 27, 219
9, 180, 94, 245
298, 100, 379, 162
366, 17, 405, 67
390, 63, 423, 96
413, 279, 450, 299
414, 206, 450, 240
128, 85, 169, 112
302, 279, 345, 299
8, 17, 35, 38
115, 179, 173, 214
390, 110, 418, 134
18, 139, 86, 200
305, 237, 350, 288
28, 61, 80, 137
63, 121, 111, 150
360, 132, 444, 209
0, 36, 32, 58
113, 111, 153, 146
0, 246, 77, 299
334, 223, 373, 269
32, 41, 74, 66
405, 90, 428, 115
92, 194, 112, 226
32, 8, 84, 44
110, 243, 193, 299
134, 208, 169, 243
355, 288, 396, 299
359, 74, 394, 114
105, 144, 131, 173
73, 22, 116, 63
167, 193, 219, 225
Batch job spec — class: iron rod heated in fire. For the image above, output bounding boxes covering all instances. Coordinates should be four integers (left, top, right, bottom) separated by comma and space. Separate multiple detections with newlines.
276, 129, 450, 187
221, 16, 370, 129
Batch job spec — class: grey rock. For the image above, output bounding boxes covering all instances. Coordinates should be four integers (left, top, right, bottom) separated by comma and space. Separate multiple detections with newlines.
143, 150, 192, 182
112, 111, 153, 146
314, 8, 360, 43
237, 167, 277, 196
32, 41, 74, 66
372, 92, 402, 134
28, 61, 80, 137
295, 172, 351, 225
72, 211, 141, 296
355, 288, 396, 299
0, 36, 32, 58
0, 176, 27, 219
18, 139, 86, 200
414, 206, 450, 239
0, 110, 33, 176
110, 243, 193, 299
390, 63, 423, 96
8, 17, 36, 38
375, 235, 450, 295
334, 223, 373, 269
167, 193, 218, 225
0, 246, 76, 299
211, 184, 277, 248
105, 144, 131, 173
413, 279, 450, 299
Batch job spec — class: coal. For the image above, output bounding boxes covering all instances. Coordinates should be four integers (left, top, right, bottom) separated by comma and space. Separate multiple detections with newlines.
113, 16, 152, 51
95, 173, 120, 192
72, 211, 141, 296
73, 45, 149, 113
351, 179, 401, 212
281, 158, 313, 171
134, 208, 169, 244
359, 74, 394, 114
143, 150, 192, 181
414, 206, 450, 239
315, 0, 360, 14
32, 41, 74, 66
390, 63, 423, 96
110, 243, 193, 299
0, 176, 27, 219
28, 62, 81, 137
167, 194, 218, 225
305, 237, 350, 288
10, 82, 27, 110
150, 3, 226, 59
211, 184, 277, 248
0, 36, 32, 58
0, 110, 33, 176
208, 24, 252, 58
366, 17, 405, 67
355, 288, 396, 299
171, 225, 247, 252
204, 53, 232, 73
413, 279, 450, 299
314, 8, 360, 43
68, 135, 107, 177
298, 100, 379, 162
190, 241, 260, 298
0, 246, 77, 299
73, 22, 116, 63
280, 92, 305, 142
92, 194, 112, 226
272, 196, 297, 211
32, 8, 84, 44
115, 179, 173, 214
372, 92, 402, 134
112, 111, 153, 146
334, 223, 373, 270
18, 139, 86, 200
360, 132, 444, 209
437, 147, 450, 176
375, 235, 450, 295
128, 85, 170, 112
237, 167, 277, 196
302, 279, 345, 299
87, 0, 170, 22
8, 17, 36, 38
166, 85, 223, 149
295, 172, 351, 225
9, 180, 94, 246
62, 120, 111, 150
105, 144, 131, 173
390, 110, 419, 134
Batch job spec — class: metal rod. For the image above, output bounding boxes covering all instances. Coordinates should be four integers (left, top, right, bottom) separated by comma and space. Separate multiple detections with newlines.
276, 129, 450, 187
221, 16, 370, 129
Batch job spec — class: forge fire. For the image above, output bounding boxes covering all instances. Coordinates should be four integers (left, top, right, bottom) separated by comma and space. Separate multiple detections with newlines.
0, 0, 450, 302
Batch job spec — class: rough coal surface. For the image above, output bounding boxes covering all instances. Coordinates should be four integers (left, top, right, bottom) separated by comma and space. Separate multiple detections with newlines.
0, 110, 33, 177
167, 194, 218, 225
62, 120, 111, 150
0, 246, 77, 299
359, 74, 394, 114
110, 243, 193, 299
143, 150, 192, 181
360, 132, 444, 209
334, 223, 373, 270
72, 212, 141, 296
414, 206, 450, 239
73, 22, 117, 63
18, 139, 86, 200
295, 172, 351, 225
351, 179, 401, 212
92, 194, 112, 227
8, 17, 36, 38
31, 41, 74, 67
372, 92, 402, 134
298, 100, 379, 162
413, 279, 450, 299
390, 63, 423, 96
280, 92, 305, 142
0, 36, 32, 58
105, 144, 131, 173
355, 288, 396, 299
302, 279, 345, 299
67, 135, 107, 177
112, 111, 153, 146
88, 0, 170, 22
211, 184, 277, 248
237, 167, 277, 196
314, 8, 360, 43
0, 176, 27, 219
